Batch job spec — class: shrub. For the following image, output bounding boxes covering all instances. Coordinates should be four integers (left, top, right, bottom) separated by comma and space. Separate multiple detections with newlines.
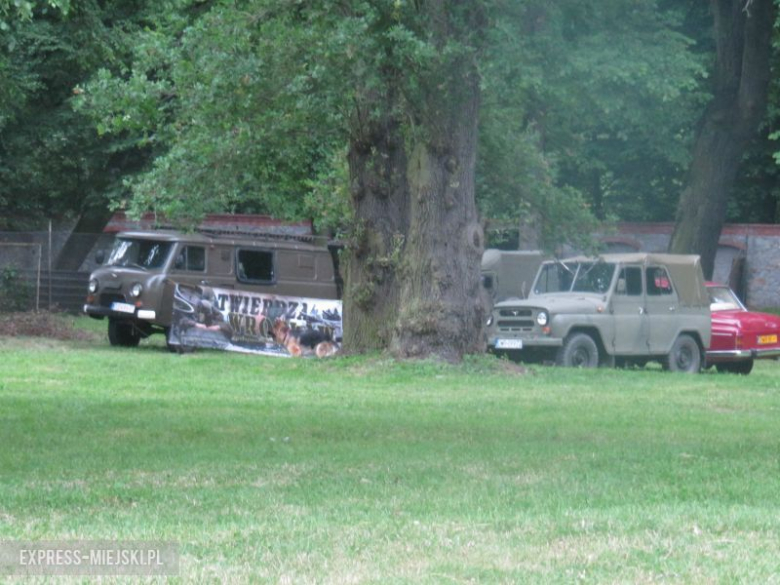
0, 268, 34, 312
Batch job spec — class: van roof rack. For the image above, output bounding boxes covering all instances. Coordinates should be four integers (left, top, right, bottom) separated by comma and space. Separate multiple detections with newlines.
193, 226, 331, 246
138, 224, 340, 247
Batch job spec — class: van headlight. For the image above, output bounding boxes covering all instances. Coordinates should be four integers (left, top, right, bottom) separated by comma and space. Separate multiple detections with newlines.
486, 314, 494, 327
536, 311, 549, 326
88, 279, 99, 294
129, 283, 144, 298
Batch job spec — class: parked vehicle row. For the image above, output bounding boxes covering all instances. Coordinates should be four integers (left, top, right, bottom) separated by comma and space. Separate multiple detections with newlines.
85, 233, 780, 374
483, 252, 780, 375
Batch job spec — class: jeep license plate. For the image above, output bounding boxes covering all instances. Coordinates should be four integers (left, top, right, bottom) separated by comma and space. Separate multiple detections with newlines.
111, 302, 136, 314
496, 339, 523, 350
758, 334, 777, 345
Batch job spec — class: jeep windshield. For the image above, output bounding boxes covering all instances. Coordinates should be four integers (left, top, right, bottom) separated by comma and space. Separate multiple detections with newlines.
106, 238, 173, 270
534, 261, 616, 294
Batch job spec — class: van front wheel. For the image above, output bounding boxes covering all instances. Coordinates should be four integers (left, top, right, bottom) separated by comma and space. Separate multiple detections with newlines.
108, 319, 141, 347
556, 333, 599, 368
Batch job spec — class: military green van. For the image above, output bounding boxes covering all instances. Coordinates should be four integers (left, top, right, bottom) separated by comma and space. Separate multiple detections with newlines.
83, 230, 339, 346
480, 249, 546, 306
486, 253, 711, 372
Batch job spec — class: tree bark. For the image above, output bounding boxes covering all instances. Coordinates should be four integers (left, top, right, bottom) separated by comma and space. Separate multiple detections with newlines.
669, 0, 775, 278
342, 106, 410, 351
391, 67, 485, 360
342, 0, 486, 361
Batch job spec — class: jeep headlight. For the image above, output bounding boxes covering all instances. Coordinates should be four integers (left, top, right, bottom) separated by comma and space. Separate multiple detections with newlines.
88, 278, 99, 294
536, 311, 549, 326
129, 282, 143, 298
486, 314, 494, 327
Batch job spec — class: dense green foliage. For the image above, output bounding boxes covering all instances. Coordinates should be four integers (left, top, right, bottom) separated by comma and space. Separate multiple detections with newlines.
0, 1, 151, 229
0, 0, 69, 27
74, 1, 704, 235
74, 1, 350, 226
1, 1, 778, 235
56, 0, 726, 246
480, 2, 708, 227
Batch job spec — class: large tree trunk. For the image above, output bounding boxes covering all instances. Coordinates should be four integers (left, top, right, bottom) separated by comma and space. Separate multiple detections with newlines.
669, 0, 775, 278
342, 108, 410, 351
392, 68, 485, 360
342, 0, 486, 361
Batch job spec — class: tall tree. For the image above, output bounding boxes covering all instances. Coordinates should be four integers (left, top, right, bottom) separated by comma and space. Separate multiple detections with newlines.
669, 0, 776, 277
343, 1, 486, 360
75, 0, 722, 358
78, 0, 489, 360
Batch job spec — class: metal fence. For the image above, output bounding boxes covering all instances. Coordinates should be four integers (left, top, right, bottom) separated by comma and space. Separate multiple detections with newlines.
0, 231, 110, 313
0, 243, 42, 311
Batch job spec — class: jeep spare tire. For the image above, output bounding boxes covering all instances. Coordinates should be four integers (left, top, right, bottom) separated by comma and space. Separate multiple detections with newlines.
664, 334, 700, 373
556, 333, 599, 368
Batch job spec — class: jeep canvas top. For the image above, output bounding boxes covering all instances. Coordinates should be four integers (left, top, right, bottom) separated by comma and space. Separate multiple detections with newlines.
486, 253, 711, 372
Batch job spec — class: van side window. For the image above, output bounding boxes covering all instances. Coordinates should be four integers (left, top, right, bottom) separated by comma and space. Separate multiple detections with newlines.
186, 246, 205, 271
616, 266, 642, 296
237, 250, 274, 283
646, 266, 673, 295
175, 246, 206, 271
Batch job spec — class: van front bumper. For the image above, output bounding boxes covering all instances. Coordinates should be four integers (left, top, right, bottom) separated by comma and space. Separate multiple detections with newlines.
83, 303, 157, 321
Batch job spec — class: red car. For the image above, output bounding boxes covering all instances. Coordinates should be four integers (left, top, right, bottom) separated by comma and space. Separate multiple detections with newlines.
706, 283, 780, 374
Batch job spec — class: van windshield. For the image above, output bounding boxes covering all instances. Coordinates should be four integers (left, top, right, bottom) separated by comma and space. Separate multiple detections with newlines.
107, 238, 173, 270
534, 262, 616, 294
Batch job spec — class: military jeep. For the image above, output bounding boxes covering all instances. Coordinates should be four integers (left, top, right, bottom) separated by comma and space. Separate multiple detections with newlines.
83, 230, 339, 347
486, 253, 711, 372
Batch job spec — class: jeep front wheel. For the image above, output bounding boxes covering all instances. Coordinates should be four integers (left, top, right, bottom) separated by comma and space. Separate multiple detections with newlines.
556, 333, 599, 368
663, 334, 701, 373
108, 319, 141, 347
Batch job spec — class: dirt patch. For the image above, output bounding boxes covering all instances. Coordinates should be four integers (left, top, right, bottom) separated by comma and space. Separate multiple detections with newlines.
0, 312, 95, 341
497, 359, 530, 375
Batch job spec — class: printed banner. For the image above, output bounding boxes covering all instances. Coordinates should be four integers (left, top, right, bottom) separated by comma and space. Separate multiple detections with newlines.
168, 283, 342, 357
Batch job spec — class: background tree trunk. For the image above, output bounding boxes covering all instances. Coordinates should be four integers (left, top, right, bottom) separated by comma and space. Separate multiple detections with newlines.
54, 207, 114, 270
669, 0, 775, 278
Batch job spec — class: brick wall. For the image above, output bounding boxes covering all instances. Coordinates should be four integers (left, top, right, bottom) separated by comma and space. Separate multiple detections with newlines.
607, 223, 780, 309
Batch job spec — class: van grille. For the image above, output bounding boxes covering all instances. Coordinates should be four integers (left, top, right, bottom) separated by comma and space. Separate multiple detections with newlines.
99, 293, 126, 307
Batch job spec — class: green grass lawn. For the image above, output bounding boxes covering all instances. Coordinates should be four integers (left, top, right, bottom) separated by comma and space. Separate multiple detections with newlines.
1, 318, 780, 582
